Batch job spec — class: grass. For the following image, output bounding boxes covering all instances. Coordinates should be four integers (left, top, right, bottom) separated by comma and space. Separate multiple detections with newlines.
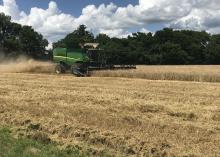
0, 72, 220, 156
92, 65, 220, 82
0, 127, 88, 157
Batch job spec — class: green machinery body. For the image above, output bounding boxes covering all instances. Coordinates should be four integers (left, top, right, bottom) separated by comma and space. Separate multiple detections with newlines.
53, 48, 90, 76
53, 48, 89, 65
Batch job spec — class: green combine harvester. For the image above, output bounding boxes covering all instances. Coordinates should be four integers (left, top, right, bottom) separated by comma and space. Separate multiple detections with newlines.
53, 43, 136, 77
53, 47, 90, 77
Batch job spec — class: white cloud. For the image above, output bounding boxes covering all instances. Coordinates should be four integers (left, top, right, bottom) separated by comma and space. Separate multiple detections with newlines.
18, 1, 77, 43
140, 28, 150, 34
99, 28, 131, 38
169, 0, 220, 33
0, 0, 220, 44
0, 0, 23, 20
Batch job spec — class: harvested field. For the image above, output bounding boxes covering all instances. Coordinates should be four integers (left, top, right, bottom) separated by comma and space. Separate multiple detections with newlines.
0, 73, 220, 156
93, 65, 220, 82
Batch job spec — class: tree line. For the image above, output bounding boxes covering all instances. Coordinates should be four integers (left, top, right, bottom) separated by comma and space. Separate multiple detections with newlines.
54, 25, 220, 65
0, 13, 48, 59
1, 12, 219, 65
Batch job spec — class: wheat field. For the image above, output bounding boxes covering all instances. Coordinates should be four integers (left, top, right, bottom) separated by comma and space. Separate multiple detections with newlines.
0, 72, 220, 156
1, 59, 220, 83
93, 65, 220, 82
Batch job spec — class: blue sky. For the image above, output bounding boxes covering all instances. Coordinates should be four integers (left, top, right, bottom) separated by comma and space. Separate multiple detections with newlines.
15, 0, 138, 16
0, 0, 219, 44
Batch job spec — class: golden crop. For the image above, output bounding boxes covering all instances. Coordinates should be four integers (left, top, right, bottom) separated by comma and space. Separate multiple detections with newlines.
0, 71, 220, 156
93, 65, 220, 82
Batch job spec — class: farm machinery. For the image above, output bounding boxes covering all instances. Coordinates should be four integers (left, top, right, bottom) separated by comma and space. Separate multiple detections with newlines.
53, 43, 136, 77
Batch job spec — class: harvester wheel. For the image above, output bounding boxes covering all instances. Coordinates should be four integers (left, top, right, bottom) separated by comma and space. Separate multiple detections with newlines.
71, 63, 88, 77
55, 64, 65, 74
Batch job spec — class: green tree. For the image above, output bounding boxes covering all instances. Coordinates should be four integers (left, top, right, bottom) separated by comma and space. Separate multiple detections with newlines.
54, 25, 94, 49
0, 13, 12, 47
96, 33, 110, 45
160, 42, 188, 65
20, 26, 48, 58
0, 13, 48, 59
205, 35, 220, 64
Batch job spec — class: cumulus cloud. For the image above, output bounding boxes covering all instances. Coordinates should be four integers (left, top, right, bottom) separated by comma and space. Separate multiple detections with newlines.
0, 0, 77, 43
0, 0, 24, 20
169, 0, 220, 33
99, 28, 132, 38
18, 1, 77, 43
0, 0, 220, 44
140, 28, 150, 34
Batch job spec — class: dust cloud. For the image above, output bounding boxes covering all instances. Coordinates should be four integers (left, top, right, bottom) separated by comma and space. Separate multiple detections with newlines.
0, 56, 55, 73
